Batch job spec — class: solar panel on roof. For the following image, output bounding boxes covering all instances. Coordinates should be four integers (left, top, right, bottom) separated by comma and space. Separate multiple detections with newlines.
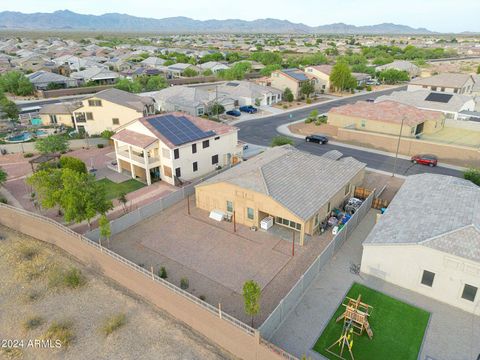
147, 115, 216, 146
425, 92, 453, 103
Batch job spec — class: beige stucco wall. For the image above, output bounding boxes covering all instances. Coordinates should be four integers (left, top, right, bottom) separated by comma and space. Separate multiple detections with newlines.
74, 98, 144, 135
328, 112, 443, 137
270, 72, 301, 99
39, 113, 75, 127
361, 244, 480, 314
305, 67, 330, 92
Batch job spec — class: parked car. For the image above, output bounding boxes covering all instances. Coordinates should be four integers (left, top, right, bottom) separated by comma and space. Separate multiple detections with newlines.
239, 105, 258, 114
305, 134, 329, 144
366, 79, 380, 86
365, 98, 375, 103
226, 109, 241, 117
411, 154, 438, 167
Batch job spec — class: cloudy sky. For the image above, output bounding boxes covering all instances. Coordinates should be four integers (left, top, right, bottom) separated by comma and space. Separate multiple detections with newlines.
4, 0, 479, 33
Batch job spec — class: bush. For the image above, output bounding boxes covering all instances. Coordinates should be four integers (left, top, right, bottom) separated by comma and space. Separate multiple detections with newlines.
158, 266, 167, 279
0, 196, 7, 204
101, 313, 126, 336
97, 143, 104, 149
23, 152, 34, 158
43, 321, 74, 347
23, 315, 44, 331
17, 244, 40, 261
270, 136, 294, 147
180, 277, 189, 290
48, 267, 86, 289
305, 118, 313, 124
464, 168, 480, 186
366, 85, 372, 91
199, 295, 206, 301
23, 289, 42, 303
306, 98, 312, 104
282, 105, 288, 109
100, 130, 115, 139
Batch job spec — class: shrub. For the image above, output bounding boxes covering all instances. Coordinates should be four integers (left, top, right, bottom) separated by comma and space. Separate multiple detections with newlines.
270, 136, 294, 147
199, 295, 206, 301
366, 85, 372, 91
17, 244, 40, 261
306, 98, 312, 104
282, 105, 288, 109
48, 266, 86, 289
305, 118, 313, 124
23, 152, 34, 158
100, 130, 115, 139
180, 277, 189, 290
158, 266, 167, 279
43, 321, 74, 347
0, 196, 7, 204
101, 313, 126, 336
23, 289, 42, 303
464, 168, 480, 186
59, 156, 87, 174
97, 143, 104, 149
23, 315, 44, 331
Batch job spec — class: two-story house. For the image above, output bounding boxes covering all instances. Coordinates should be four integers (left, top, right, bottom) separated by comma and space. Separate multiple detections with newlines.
408, 73, 476, 95
73, 88, 155, 135
270, 68, 311, 100
111, 112, 242, 186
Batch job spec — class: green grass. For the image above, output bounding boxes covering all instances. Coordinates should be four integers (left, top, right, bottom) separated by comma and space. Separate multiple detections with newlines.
96, 178, 145, 200
313, 283, 430, 360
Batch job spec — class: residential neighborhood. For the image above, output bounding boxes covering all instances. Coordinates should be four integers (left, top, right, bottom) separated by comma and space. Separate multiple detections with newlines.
0, 3, 479, 360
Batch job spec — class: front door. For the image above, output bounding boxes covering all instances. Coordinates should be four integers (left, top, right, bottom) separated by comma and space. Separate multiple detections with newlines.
150, 167, 161, 183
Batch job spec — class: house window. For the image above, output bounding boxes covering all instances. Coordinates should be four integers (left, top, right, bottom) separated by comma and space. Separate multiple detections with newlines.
163, 166, 172, 177
174, 149, 180, 159
421, 270, 435, 287
202, 140, 210, 149
247, 207, 254, 220
441, 87, 445, 92
212, 154, 219, 165
431, 86, 437, 91
193, 162, 198, 172
86, 112, 93, 120
344, 184, 350, 196
192, 143, 197, 153
461, 284, 478, 302
361, 119, 366, 128
214, 136, 220, 140
175, 167, 181, 178
112, 118, 119, 125
454, 89, 458, 94
226, 201, 233, 213
197, 107, 204, 116
88, 99, 102, 106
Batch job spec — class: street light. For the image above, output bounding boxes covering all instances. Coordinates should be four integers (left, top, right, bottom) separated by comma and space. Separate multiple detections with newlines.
392, 114, 406, 177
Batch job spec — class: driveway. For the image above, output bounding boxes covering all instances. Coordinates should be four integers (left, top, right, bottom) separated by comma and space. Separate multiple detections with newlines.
270, 209, 480, 360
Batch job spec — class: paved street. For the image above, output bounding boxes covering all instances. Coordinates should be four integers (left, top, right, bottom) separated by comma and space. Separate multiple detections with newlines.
236, 87, 463, 178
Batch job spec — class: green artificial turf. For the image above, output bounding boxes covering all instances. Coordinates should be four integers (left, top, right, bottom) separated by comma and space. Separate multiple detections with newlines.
313, 283, 430, 360
97, 178, 145, 200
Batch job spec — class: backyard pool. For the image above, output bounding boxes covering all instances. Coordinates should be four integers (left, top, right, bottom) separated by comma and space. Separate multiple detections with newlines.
4, 129, 49, 143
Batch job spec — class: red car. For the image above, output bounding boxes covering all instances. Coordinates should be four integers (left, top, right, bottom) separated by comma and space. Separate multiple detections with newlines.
411, 154, 438, 167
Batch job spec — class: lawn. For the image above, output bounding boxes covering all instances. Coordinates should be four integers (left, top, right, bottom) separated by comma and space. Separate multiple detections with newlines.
313, 283, 430, 360
97, 178, 145, 200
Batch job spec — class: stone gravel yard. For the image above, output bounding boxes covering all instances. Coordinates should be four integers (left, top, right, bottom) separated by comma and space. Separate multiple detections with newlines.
0, 225, 235, 360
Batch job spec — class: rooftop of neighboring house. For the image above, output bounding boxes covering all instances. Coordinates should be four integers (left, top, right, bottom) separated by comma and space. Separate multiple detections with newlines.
306, 64, 370, 81
329, 100, 444, 126
151, 86, 213, 108
376, 90, 475, 113
199, 145, 366, 221
70, 67, 119, 81
39, 101, 82, 115
364, 173, 480, 263
113, 112, 237, 149
375, 60, 420, 72
198, 61, 230, 70
409, 73, 475, 89
217, 80, 282, 98
83, 88, 154, 112
167, 63, 196, 71
274, 68, 309, 82
27, 70, 75, 84
140, 57, 166, 67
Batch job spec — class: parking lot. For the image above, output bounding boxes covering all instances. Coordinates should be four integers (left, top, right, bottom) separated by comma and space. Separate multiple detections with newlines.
110, 196, 334, 324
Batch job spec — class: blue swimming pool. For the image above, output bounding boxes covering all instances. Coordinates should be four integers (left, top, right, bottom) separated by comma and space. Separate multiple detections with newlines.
5, 130, 48, 143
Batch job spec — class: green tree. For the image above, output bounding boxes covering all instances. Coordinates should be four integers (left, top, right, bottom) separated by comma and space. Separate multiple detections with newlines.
35, 135, 69, 154
0, 71, 35, 96
300, 81, 315, 99
283, 87, 294, 102
114, 78, 142, 93
464, 168, 480, 186
145, 76, 167, 91
46, 82, 64, 90
270, 136, 294, 147
27, 169, 64, 209
250, 51, 282, 65
243, 280, 261, 327
210, 103, 225, 116
377, 69, 410, 84
202, 69, 213, 76
59, 156, 87, 174
218, 62, 251, 80
0, 96, 19, 120
183, 68, 198, 77
330, 62, 357, 91
476, 65, 480, 74
99, 214, 111, 247
118, 192, 128, 214
0, 167, 7, 186
260, 64, 282, 77
100, 130, 115, 139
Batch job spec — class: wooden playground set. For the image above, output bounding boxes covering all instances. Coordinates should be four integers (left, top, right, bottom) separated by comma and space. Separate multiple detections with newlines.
326, 295, 374, 360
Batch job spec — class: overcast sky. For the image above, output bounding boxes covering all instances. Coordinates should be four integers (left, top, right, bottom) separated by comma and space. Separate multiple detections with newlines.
4, 0, 479, 33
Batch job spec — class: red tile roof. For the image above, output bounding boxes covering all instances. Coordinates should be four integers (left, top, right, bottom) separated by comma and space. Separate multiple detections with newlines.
329, 100, 444, 126
112, 129, 157, 149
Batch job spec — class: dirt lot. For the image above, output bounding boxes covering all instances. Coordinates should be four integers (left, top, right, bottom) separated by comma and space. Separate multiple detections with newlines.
0, 225, 234, 360
110, 197, 334, 326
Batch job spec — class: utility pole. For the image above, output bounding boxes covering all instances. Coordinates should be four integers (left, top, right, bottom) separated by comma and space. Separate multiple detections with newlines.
392, 115, 406, 177
292, 230, 295, 256
233, 211, 236, 233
